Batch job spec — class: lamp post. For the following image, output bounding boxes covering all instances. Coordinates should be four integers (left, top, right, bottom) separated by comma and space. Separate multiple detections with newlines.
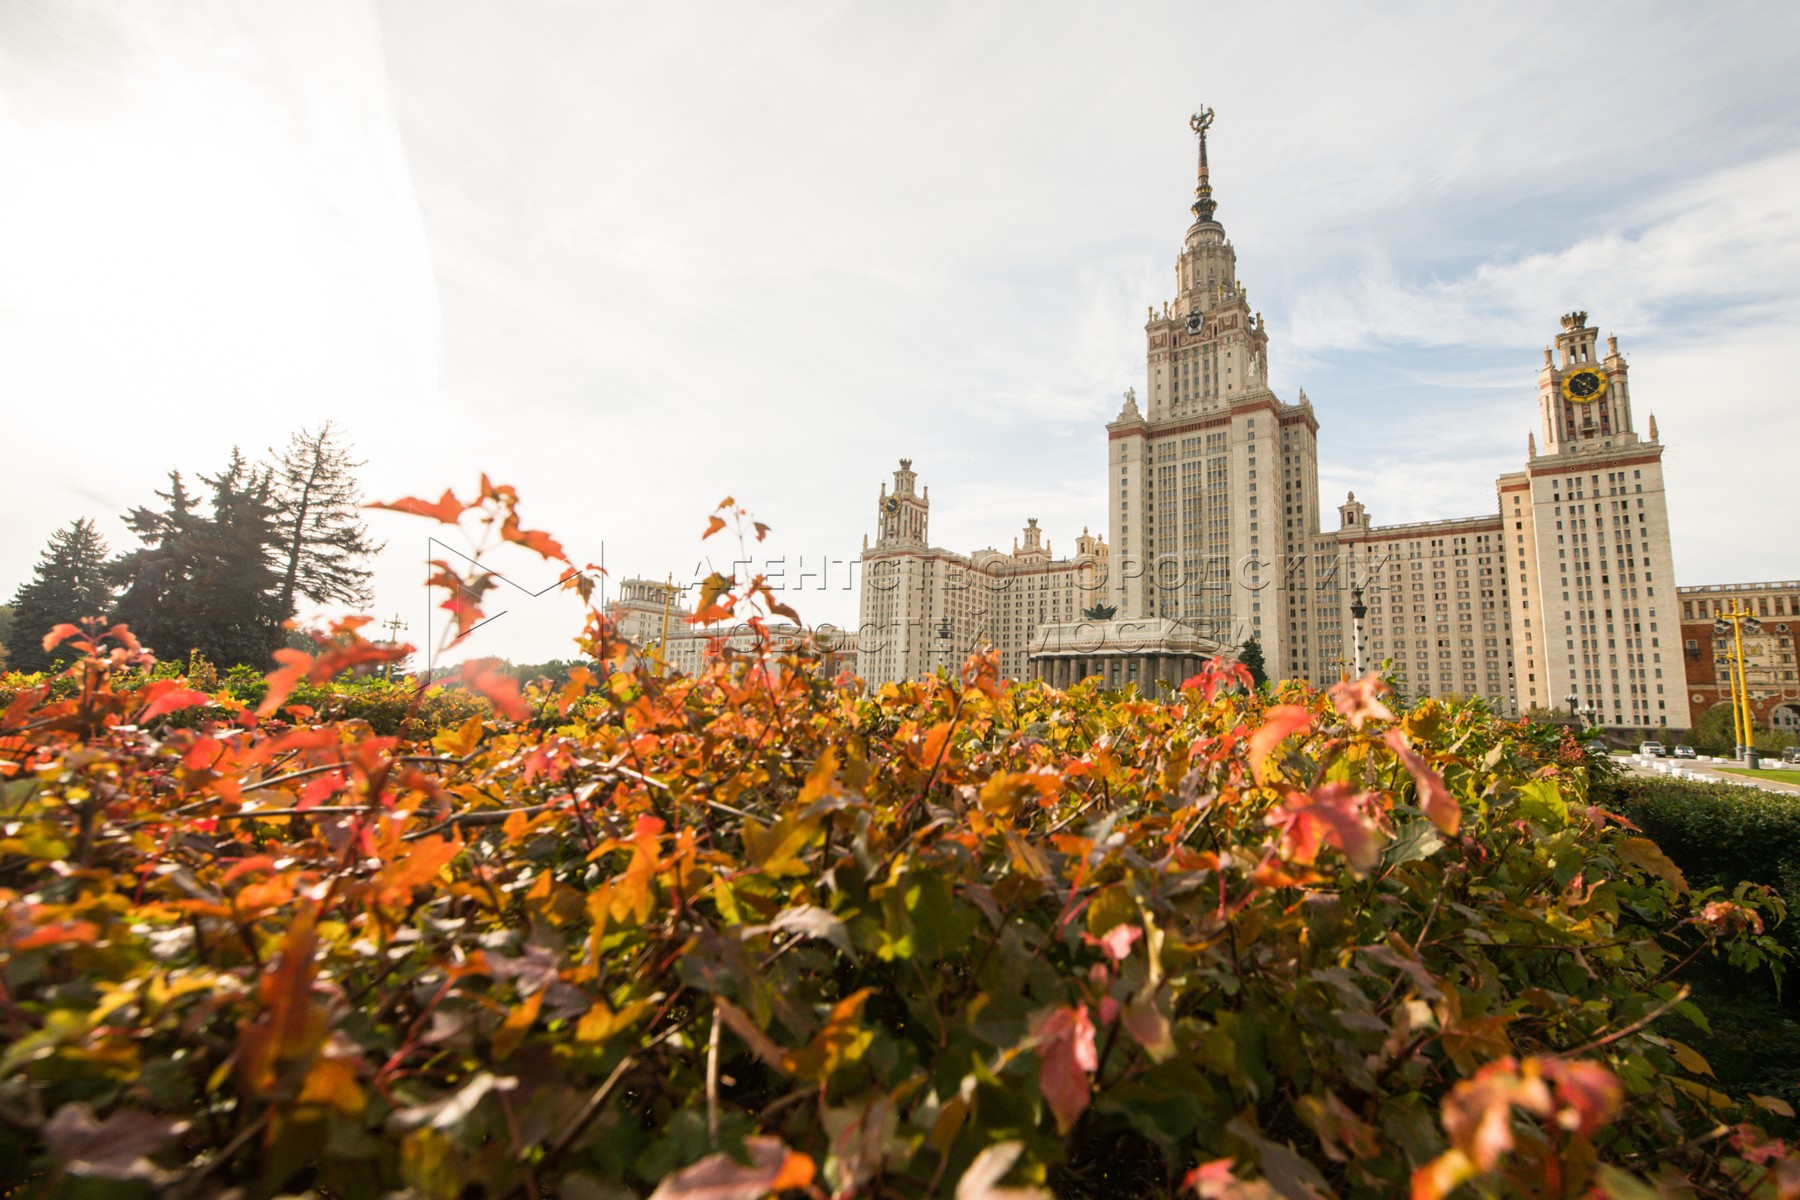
936, 617, 952, 675
1565, 690, 1579, 724
1349, 583, 1367, 678
380, 613, 408, 682
1719, 603, 1762, 765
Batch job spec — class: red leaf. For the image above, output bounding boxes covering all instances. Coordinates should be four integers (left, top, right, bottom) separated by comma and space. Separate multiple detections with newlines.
1546, 1059, 1623, 1135
1179, 657, 1253, 703
1266, 783, 1386, 872
41, 623, 84, 654
368, 488, 465, 524
138, 681, 213, 722
1382, 729, 1460, 835
703, 515, 727, 540
753, 521, 771, 542
463, 663, 531, 723
646, 1136, 815, 1200
1248, 705, 1312, 783
1032, 1004, 1098, 1132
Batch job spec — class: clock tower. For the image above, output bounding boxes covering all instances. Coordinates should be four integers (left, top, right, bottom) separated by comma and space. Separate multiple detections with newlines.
1537, 311, 1638, 454
875, 458, 929, 548
1502, 311, 1680, 727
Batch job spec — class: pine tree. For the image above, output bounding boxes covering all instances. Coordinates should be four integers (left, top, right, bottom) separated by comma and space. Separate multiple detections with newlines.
268, 423, 382, 618
6, 518, 113, 673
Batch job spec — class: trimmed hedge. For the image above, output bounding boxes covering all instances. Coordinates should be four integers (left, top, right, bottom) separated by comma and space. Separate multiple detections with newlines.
1608, 776, 1800, 901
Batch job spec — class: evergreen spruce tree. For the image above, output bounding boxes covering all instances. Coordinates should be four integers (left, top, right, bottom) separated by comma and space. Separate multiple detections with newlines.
192, 449, 286, 666
1238, 637, 1268, 688
111, 453, 288, 668
5, 518, 113, 673
111, 472, 207, 663
268, 423, 382, 618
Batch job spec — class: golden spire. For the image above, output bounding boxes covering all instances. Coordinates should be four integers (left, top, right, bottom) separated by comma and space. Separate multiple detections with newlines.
1190, 107, 1218, 223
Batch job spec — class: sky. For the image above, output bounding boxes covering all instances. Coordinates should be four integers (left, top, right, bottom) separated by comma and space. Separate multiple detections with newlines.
4, 1, 1799, 667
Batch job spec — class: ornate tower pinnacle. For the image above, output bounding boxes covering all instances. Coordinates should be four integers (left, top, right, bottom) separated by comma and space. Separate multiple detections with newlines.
1190, 107, 1218, 224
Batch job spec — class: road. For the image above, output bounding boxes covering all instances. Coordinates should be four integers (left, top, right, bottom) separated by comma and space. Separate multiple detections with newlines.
1617, 751, 1800, 798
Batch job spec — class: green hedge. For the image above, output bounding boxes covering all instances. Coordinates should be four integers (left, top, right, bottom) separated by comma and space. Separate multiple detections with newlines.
1609, 775, 1800, 900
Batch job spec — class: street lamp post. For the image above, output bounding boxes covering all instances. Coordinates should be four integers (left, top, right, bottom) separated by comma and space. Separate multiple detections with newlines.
1565, 690, 1579, 723
1349, 584, 1367, 678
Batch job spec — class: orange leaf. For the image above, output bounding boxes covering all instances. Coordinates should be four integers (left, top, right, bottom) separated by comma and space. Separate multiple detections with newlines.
703, 515, 727, 540
257, 648, 314, 717
12, 921, 99, 951
490, 988, 543, 1060
499, 512, 567, 561
40, 624, 84, 654
238, 903, 327, 1095
368, 489, 465, 524
1382, 729, 1460, 835
556, 667, 596, 715
1248, 705, 1311, 783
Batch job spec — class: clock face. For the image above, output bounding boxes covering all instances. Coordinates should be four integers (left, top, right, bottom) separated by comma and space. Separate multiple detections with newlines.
1561, 369, 1606, 403
883, 497, 899, 514
1184, 311, 1204, 336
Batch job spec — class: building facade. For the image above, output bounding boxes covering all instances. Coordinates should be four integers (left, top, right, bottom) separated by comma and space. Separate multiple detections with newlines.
1678, 582, 1800, 734
856, 459, 1109, 682
606, 577, 857, 680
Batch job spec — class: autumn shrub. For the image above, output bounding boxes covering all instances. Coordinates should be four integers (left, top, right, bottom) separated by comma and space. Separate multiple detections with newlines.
2, 481, 1799, 1199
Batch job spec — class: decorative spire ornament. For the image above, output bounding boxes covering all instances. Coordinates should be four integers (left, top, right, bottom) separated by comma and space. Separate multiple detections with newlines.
1190, 107, 1218, 223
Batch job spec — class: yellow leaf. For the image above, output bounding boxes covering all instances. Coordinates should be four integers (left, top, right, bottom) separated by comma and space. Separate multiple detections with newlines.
299, 1056, 367, 1115
1668, 1039, 1714, 1078
432, 714, 486, 758
491, 989, 543, 1060
1617, 837, 1689, 895
1753, 1094, 1796, 1117
798, 747, 841, 807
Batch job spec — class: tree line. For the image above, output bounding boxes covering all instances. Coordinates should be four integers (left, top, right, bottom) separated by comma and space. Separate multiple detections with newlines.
1, 424, 381, 673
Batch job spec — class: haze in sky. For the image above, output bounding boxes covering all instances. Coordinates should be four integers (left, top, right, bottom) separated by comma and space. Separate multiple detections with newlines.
4, 2, 1799, 666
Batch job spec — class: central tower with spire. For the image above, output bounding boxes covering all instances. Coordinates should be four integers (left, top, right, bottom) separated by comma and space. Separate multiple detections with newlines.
1105, 108, 1320, 669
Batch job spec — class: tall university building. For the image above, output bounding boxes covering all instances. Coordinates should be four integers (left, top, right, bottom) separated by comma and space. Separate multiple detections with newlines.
857, 109, 1686, 728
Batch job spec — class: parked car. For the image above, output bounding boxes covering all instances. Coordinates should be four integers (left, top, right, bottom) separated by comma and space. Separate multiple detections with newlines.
1784, 746, 1800, 765
1672, 744, 1697, 759
1639, 741, 1668, 757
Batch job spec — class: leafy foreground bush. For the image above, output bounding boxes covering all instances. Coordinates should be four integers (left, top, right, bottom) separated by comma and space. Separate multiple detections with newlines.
3, 486, 1800, 1199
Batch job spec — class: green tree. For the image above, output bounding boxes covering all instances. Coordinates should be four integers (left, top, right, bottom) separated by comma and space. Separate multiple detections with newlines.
111, 452, 289, 668
191, 449, 286, 666
268, 423, 383, 619
1238, 636, 1268, 687
0, 603, 13, 669
5, 518, 113, 673
111, 472, 207, 664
